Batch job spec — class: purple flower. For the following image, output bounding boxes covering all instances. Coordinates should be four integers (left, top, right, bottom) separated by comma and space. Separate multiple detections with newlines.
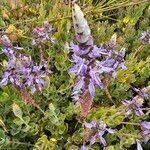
84, 120, 115, 147
97, 48, 126, 77
84, 121, 97, 129
133, 87, 149, 99
88, 79, 95, 98
122, 96, 144, 117
136, 139, 143, 150
32, 21, 55, 46
89, 68, 103, 89
88, 45, 102, 58
72, 77, 85, 95
69, 55, 88, 75
140, 29, 150, 44
80, 144, 88, 150
0, 71, 11, 86
140, 121, 150, 143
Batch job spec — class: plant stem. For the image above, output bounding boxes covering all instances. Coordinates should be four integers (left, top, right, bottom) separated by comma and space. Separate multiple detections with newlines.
118, 133, 141, 138
120, 121, 140, 126
133, 45, 144, 58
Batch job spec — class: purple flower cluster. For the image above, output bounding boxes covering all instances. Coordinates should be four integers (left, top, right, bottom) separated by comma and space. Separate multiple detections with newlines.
122, 95, 144, 117
82, 120, 115, 149
136, 121, 150, 150
140, 29, 150, 44
122, 86, 150, 117
32, 21, 55, 46
70, 4, 126, 102
0, 35, 51, 94
140, 121, 150, 143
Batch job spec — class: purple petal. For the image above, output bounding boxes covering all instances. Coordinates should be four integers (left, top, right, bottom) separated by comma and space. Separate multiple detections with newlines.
89, 69, 103, 88
90, 135, 96, 146
144, 136, 149, 143
31, 86, 36, 94
135, 109, 144, 116
0, 78, 8, 86
106, 128, 116, 134
141, 122, 150, 130
136, 139, 143, 150
72, 95, 79, 103
14, 46, 24, 50
120, 63, 127, 70
70, 42, 80, 54
142, 130, 150, 135
122, 99, 130, 106
0, 71, 11, 86
69, 65, 78, 74
33, 66, 39, 73
113, 61, 119, 70
88, 79, 95, 98
73, 77, 84, 92
89, 46, 102, 58
112, 71, 117, 78
100, 67, 114, 73
125, 109, 132, 117
9, 76, 14, 83
77, 63, 87, 75
84, 121, 97, 129
99, 136, 107, 146
80, 144, 88, 150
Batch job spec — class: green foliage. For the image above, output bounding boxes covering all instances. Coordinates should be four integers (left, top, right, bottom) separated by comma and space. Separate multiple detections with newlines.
0, 0, 150, 149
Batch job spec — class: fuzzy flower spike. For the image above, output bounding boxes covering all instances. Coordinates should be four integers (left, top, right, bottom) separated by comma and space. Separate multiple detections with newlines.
70, 4, 104, 118
69, 4, 126, 119
32, 21, 55, 46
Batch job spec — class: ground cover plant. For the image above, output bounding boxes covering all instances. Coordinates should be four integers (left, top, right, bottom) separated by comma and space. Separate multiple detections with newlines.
0, 0, 150, 150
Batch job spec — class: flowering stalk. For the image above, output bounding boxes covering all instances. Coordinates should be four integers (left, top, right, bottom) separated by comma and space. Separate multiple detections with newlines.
69, 4, 126, 119
140, 29, 150, 44
0, 32, 51, 111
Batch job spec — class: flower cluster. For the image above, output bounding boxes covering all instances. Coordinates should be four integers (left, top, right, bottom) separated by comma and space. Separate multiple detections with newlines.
140, 121, 150, 143
122, 86, 149, 117
140, 29, 150, 44
122, 96, 144, 117
136, 121, 150, 150
0, 35, 51, 94
81, 120, 115, 149
32, 21, 55, 46
70, 4, 126, 103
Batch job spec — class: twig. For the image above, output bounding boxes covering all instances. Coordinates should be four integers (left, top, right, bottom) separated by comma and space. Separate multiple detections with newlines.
120, 121, 140, 126
133, 45, 144, 58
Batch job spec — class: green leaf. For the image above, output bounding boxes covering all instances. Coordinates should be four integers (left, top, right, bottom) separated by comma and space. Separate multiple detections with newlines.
0, 17, 5, 27
12, 103, 23, 118
106, 146, 115, 150
0, 129, 5, 145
